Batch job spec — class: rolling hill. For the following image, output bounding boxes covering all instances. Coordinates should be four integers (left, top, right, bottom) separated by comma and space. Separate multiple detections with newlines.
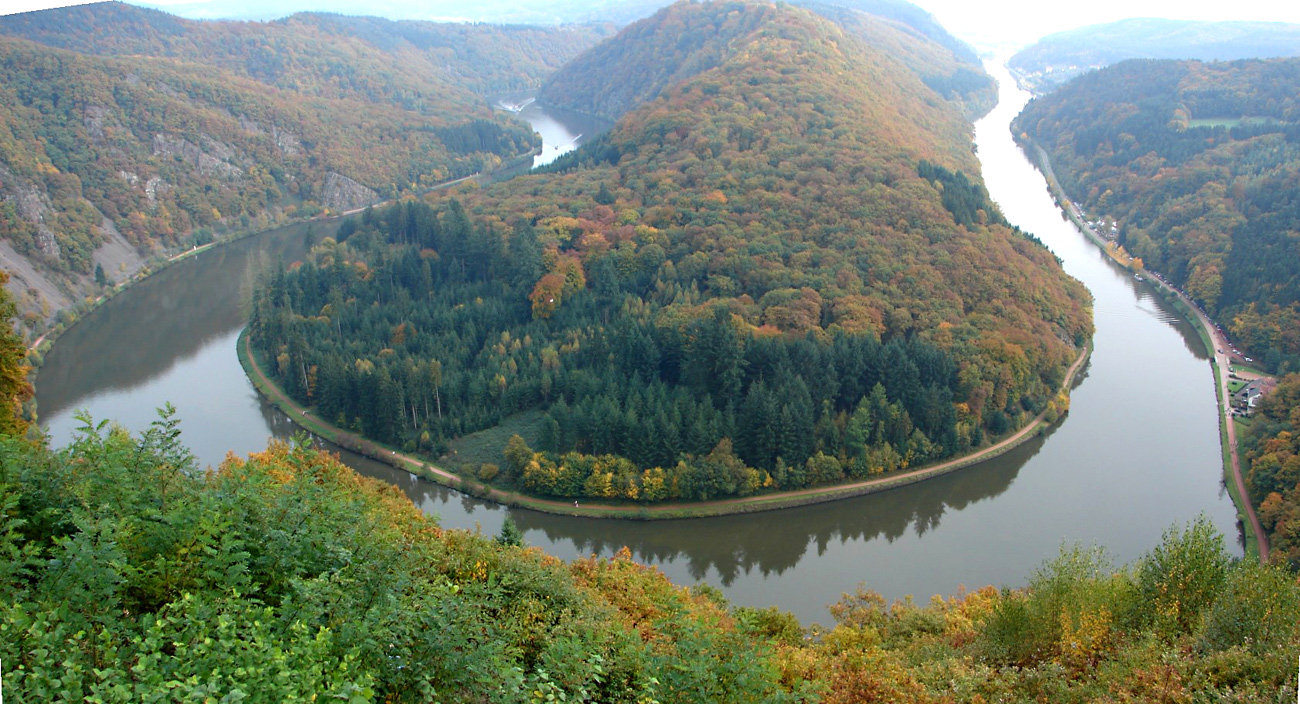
1009, 18, 1300, 93
540, 0, 993, 120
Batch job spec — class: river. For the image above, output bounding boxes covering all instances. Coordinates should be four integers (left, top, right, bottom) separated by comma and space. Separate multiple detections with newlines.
35, 73, 1240, 626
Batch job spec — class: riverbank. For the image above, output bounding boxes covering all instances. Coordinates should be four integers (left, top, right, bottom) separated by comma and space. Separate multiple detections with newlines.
25, 223, 282, 394
241, 326, 1091, 520
1022, 139, 1268, 562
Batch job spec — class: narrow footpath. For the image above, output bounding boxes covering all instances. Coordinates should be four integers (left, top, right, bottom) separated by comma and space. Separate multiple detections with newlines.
242, 330, 1090, 520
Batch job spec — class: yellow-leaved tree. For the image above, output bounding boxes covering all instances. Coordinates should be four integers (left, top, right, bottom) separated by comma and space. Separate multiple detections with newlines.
0, 271, 33, 439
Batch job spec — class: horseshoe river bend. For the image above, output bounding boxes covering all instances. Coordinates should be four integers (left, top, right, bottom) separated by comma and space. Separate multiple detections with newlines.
34, 64, 1240, 625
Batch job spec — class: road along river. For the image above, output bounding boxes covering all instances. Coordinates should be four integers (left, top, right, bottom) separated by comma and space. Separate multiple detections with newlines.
36, 77, 1239, 625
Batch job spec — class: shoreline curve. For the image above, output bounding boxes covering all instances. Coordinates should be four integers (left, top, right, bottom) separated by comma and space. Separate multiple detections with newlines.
241, 327, 1091, 520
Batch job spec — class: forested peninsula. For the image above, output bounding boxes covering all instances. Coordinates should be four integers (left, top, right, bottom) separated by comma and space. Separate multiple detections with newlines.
248, 1, 1092, 508
1013, 57, 1300, 566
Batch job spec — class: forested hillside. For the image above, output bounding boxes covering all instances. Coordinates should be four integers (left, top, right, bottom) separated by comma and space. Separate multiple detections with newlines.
802, 3, 994, 119
130, 0, 673, 25
1015, 58, 1300, 373
1009, 18, 1300, 93
0, 2, 607, 333
0, 2, 615, 100
1245, 373, 1300, 567
540, 0, 994, 120
249, 1, 1091, 505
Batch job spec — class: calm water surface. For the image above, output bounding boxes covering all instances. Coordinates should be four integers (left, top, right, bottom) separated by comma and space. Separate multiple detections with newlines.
37, 65, 1239, 625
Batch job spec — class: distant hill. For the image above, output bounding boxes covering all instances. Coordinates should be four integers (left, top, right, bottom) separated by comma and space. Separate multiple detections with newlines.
800, 0, 979, 65
132, 0, 673, 24
0, 2, 607, 334
1015, 57, 1300, 373
0, 2, 614, 103
802, 1, 994, 118
541, 0, 992, 120
1010, 18, 1300, 93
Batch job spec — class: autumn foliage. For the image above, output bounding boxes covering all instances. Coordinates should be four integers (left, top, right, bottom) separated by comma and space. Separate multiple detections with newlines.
1016, 57, 1300, 374
250, 1, 1091, 505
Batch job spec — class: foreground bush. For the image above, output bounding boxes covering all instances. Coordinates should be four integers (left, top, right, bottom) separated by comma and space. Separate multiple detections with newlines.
3, 411, 1297, 701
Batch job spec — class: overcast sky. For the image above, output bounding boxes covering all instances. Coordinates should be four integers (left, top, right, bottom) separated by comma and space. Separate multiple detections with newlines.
924, 0, 1300, 46
5, 0, 1300, 47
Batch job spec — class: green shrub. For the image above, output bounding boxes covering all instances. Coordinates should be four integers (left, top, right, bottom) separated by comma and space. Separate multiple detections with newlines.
1132, 516, 1230, 637
1198, 560, 1300, 655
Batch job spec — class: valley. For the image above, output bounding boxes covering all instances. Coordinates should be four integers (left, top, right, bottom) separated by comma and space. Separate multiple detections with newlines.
6, 0, 1299, 699
35, 56, 1238, 625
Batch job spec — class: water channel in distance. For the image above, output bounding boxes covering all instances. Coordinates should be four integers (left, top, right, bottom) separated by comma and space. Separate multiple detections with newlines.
36, 73, 1239, 625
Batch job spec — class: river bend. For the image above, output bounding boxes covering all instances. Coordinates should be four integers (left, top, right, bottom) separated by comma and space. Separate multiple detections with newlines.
36, 74, 1239, 625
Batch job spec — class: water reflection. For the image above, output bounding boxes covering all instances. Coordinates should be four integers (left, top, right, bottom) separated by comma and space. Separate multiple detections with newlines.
38, 221, 332, 420
295, 412, 1052, 594
509, 427, 1050, 584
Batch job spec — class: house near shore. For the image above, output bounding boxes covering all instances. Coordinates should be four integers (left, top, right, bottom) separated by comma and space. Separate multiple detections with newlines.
1232, 377, 1277, 413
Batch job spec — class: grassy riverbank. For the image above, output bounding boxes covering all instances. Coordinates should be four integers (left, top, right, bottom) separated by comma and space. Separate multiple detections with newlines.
241, 326, 1091, 520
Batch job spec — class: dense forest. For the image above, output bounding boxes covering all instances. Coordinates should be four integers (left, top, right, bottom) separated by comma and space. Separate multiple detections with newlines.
1009, 18, 1300, 92
540, 0, 994, 120
0, 2, 608, 331
1243, 372, 1300, 567
0, 2, 615, 100
249, 1, 1091, 504
804, 3, 995, 120
142, 0, 673, 26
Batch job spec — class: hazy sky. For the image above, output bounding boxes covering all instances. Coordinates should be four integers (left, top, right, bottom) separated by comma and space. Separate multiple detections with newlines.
5, 0, 1300, 47
921, 0, 1300, 46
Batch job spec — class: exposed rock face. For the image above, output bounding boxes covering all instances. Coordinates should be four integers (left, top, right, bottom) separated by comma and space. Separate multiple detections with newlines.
0, 238, 72, 318
144, 176, 168, 211
238, 114, 264, 134
0, 163, 60, 262
151, 133, 243, 180
238, 115, 303, 157
0, 168, 149, 331
83, 105, 112, 145
198, 135, 242, 166
271, 125, 303, 157
321, 172, 378, 212
92, 216, 146, 283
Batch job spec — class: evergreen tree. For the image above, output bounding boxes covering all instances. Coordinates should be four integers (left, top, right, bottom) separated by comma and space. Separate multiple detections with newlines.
497, 516, 525, 547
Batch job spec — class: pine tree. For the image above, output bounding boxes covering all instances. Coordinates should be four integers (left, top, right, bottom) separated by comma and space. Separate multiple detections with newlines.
497, 516, 525, 547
